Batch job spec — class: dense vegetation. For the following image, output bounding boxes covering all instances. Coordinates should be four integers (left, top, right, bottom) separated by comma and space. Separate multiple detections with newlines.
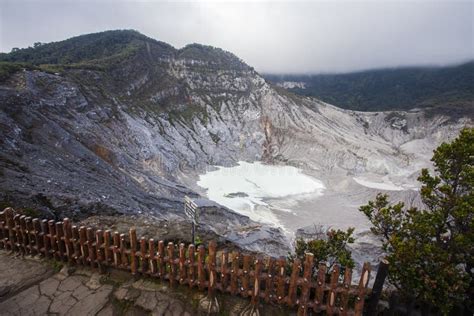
0, 30, 164, 66
264, 62, 474, 111
360, 128, 473, 314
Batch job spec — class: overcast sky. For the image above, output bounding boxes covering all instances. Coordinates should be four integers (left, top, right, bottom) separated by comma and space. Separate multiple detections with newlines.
1, 0, 472, 73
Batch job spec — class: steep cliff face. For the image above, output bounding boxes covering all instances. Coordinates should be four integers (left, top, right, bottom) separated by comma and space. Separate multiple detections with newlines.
0, 30, 471, 256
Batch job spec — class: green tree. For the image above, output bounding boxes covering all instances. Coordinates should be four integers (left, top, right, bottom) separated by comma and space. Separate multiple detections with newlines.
289, 227, 355, 274
360, 128, 473, 314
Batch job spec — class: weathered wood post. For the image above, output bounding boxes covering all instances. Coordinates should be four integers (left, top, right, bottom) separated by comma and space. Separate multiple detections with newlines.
208, 241, 217, 296
103, 230, 112, 266
72, 226, 80, 263
179, 243, 186, 284
79, 226, 87, 265
86, 227, 96, 268
197, 245, 205, 291
313, 263, 327, 312
140, 237, 147, 274
340, 267, 353, 316
26, 217, 33, 254
188, 244, 196, 288
326, 265, 340, 316
6, 208, 15, 251
297, 253, 314, 315
129, 228, 137, 275
16, 215, 25, 254
354, 262, 371, 316
149, 239, 156, 275
56, 222, 65, 261
48, 220, 57, 259
230, 252, 240, 295
220, 250, 229, 291
112, 232, 120, 267
96, 229, 105, 273
366, 258, 389, 316
264, 257, 275, 303
42, 219, 50, 257
120, 233, 128, 267
157, 240, 165, 279
287, 258, 300, 307
251, 256, 263, 308
276, 256, 286, 303
33, 219, 42, 255
168, 242, 175, 286
63, 219, 73, 263
241, 254, 251, 297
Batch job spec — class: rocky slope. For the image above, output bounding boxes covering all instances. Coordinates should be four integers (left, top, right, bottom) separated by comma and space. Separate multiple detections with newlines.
0, 30, 471, 257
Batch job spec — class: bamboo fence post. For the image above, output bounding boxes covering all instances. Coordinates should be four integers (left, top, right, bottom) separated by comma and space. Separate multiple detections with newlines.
86, 227, 96, 268
188, 244, 195, 288
113, 232, 120, 268
48, 220, 57, 259
230, 252, 239, 295
313, 263, 327, 312
149, 239, 156, 275
287, 258, 300, 307
56, 222, 65, 262
42, 220, 51, 258
140, 237, 147, 274
96, 229, 104, 272
354, 262, 371, 316
72, 226, 80, 264
208, 241, 217, 297
340, 267, 353, 316
120, 233, 128, 268
241, 254, 251, 297
366, 259, 389, 316
197, 245, 205, 291
276, 257, 286, 303
326, 265, 340, 316
63, 219, 73, 264
168, 242, 175, 286
79, 226, 88, 265
179, 243, 186, 284
251, 257, 263, 307
129, 228, 137, 275
158, 240, 165, 279
33, 219, 42, 255
264, 257, 275, 303
297, 253, 314, 315
104, 230, 111, 266
220, 250, 229, 292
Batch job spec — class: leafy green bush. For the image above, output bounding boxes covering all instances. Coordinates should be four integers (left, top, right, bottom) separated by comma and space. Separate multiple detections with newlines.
360, 128, 473, 314
289, 227, 355, 274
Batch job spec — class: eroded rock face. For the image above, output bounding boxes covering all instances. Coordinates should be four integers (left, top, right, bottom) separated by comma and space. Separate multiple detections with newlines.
0, 34, 471, 257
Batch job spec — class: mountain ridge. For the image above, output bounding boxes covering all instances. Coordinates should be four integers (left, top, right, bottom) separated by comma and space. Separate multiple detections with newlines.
264, 61, 474, 112
0, 30, 471, 260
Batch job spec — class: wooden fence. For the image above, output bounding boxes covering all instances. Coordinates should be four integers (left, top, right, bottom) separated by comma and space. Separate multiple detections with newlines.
0, 208, 373, 315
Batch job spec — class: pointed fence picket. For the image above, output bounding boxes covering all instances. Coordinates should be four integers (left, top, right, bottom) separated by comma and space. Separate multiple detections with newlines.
0, 207, 376, 315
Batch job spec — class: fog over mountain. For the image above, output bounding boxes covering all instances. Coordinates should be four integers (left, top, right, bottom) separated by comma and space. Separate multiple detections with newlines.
1, 0, 473, 73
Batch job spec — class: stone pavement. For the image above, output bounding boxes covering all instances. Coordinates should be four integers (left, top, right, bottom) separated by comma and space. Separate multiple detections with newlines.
0, 251, 293, 315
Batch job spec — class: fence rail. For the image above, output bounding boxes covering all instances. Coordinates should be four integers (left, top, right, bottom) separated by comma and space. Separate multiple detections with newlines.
0, 207, 372, 315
